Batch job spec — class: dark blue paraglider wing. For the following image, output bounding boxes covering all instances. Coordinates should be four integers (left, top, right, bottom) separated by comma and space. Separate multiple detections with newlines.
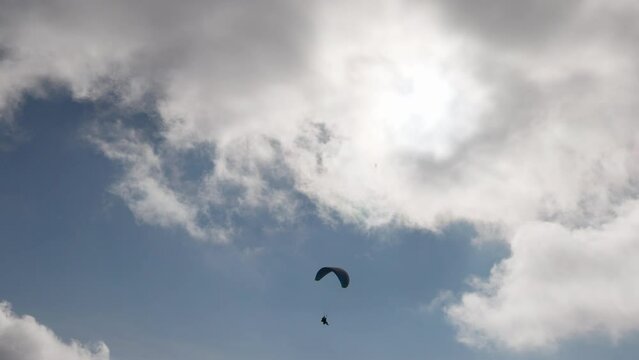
315, 267, 350, 288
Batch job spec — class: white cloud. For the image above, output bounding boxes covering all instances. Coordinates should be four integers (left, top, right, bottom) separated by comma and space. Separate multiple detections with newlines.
0, 302, 109, 360
447, 201, 639, 350
3, 0, 639, 351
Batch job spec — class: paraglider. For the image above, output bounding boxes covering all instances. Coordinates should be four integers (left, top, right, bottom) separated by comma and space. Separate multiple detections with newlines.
315, 267, 349, 326
314, 267, 350, 288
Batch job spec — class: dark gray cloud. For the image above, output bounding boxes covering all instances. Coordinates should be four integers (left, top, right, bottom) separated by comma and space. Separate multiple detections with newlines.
428, 0, 581, 48
0, 0, 314, 118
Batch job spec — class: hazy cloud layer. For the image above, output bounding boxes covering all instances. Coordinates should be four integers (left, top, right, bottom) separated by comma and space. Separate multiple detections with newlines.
3, 0, 639, 351
0, 302, 109, 360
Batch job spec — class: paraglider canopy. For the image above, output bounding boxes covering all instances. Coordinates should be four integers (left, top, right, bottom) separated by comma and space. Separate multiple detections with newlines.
315, 267, 350, 288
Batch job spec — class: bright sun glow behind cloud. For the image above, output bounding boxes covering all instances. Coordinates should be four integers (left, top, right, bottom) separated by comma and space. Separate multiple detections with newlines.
314, 0, 488, 162
379, 62, 485, 160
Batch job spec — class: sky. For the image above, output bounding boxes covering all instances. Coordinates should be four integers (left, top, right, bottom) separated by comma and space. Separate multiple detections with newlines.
2, 0, 639, 359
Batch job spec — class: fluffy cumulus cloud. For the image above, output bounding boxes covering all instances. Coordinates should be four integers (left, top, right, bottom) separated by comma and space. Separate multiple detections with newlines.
3, 0, 639, 351
448, 201, 639, 350
0, 302, 109, 360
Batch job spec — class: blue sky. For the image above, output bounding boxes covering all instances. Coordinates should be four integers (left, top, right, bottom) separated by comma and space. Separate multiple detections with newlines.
0, 94, 500, 360
3, 1, 639, 360
1, 94, 639, 360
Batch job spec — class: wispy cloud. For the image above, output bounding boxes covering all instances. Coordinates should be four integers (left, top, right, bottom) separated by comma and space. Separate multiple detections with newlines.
421, 290, 454, 314
86, 121, 301, 242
